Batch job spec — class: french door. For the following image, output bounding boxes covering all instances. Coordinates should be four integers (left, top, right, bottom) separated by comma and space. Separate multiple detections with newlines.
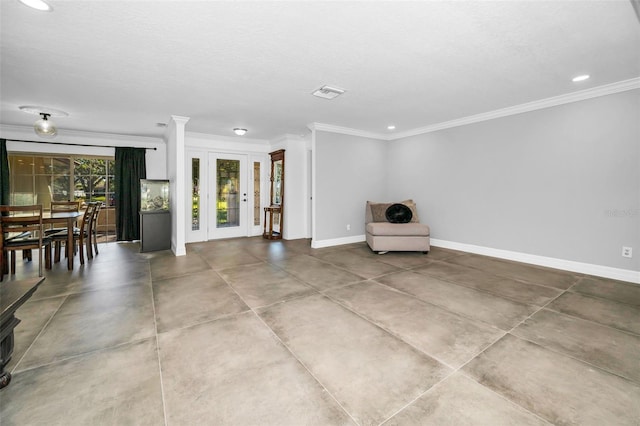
207, 153, 249, 239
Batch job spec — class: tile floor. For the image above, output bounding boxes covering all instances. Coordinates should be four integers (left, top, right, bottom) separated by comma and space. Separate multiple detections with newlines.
1, 237, 639, 425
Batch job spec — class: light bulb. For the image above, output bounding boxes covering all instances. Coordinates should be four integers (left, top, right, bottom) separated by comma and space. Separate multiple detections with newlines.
34, 113, 57, 138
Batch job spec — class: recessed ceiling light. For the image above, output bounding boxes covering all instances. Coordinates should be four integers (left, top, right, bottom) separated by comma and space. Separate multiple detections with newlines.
233, 128, 247, 136
18, 0, 52, 11
572, 74, 590, 82
387, 125, 396, 130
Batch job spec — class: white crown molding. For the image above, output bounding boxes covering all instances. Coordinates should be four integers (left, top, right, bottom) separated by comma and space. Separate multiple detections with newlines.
308, 78, 640, 142
186, 130, 270, 145
430, 238, 640, 284
389, 77, 640, 140
270, 133, 307, 145
308, 122, 389, 140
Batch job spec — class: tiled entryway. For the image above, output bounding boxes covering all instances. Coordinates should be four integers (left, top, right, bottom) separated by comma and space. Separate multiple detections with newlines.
1, 238, 639, 425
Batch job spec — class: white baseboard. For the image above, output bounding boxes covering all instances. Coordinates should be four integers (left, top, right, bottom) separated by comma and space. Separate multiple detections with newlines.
430, 239, 640, 284
171, 241, 186, 256
311, 235, 366, 249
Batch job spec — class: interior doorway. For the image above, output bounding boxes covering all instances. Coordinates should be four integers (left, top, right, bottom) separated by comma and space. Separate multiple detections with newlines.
208, 153, 248, 239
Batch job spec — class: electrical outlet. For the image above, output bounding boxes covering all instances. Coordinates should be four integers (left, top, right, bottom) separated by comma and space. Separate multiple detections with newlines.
622, 247, 632, 258
346, 224, 351, 231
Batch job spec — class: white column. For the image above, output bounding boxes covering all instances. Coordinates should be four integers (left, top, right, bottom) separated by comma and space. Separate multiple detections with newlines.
167, 115, 190, 256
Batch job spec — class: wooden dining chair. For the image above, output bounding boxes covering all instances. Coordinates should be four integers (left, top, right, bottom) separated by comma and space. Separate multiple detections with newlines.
46, 201, 80, 263
51, 202, 97, 265
91, 202, 103, 257
0, 205, 52, 280
45, 200, 80, 234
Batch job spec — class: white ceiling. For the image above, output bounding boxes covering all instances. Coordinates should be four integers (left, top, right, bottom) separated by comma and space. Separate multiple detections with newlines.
1, 0, 639, 141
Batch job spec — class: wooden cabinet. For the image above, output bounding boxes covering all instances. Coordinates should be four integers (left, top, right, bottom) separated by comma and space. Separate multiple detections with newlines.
263, 149, 285, 239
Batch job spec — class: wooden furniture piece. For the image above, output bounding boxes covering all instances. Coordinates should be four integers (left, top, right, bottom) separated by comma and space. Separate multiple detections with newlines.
45, 201, 80, 233
262, 205, 282, 240
45, 201, 80, 263
263, 149, 285, 240
0, 205, 52, 280
0, 276, 45, 388
51, 203, 96, 265
42, 211, 82, 270
91, 202, 103, 255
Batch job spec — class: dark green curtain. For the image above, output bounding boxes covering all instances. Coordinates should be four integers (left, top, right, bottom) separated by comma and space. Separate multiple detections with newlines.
115, 147, 146, 241
0, 139, 9, 206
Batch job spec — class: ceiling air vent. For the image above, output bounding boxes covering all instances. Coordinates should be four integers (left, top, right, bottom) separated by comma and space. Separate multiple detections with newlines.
312, 85, 346, 100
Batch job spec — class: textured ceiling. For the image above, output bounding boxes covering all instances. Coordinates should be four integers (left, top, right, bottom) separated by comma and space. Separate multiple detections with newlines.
1, 0, 639, 141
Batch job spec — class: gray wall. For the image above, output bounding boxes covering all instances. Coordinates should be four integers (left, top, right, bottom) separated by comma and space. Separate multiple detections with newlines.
315, 131, 388, 241
387, 90, 640, 270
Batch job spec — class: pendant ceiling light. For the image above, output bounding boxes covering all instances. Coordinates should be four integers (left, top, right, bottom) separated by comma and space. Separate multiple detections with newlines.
34, 113, 57, 137
19, 105, 68, 138
233, 128, 247, 136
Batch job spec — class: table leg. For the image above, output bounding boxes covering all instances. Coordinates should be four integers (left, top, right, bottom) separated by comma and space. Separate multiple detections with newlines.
67, 218, 74, 270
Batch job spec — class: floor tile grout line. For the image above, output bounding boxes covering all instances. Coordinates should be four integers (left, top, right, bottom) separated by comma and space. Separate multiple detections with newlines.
10, 335, 157, 375
378, 330, 548, 425
411, 265, 563, 307
9, 294, 69, 375
321, 291, 460, 371
502, 283, 572, 337
376, 370, 456, 426
269, 246, 587, 423
540, 304, 640, 338
507, 332, 640, 386
148, 261, 170, 426
506, 279, 640, 384
444, 252, 585, 284
457, 369, 557, 426
418, 257, 579, 293
368, 279, 511, 333
568, 280, 640, 309
215, 270, 362, 426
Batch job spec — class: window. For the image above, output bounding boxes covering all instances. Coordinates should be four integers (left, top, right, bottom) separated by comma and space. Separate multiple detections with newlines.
8, 153, 117, 242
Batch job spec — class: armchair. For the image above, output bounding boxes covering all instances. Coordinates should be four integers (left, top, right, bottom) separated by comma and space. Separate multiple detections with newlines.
365, 200, 430, 254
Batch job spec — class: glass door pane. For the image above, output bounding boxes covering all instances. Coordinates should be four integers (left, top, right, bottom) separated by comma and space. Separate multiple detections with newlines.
192, 158, 200, 230
216, 159, 240, 228
209, 153, 248, 239
253, 161, 260, 226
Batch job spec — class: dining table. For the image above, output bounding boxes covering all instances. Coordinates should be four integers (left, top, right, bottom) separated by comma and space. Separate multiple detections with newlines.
43, 211, 82, 270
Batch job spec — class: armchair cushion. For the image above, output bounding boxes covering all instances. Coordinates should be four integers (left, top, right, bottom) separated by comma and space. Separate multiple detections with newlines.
366, 222, 430, 237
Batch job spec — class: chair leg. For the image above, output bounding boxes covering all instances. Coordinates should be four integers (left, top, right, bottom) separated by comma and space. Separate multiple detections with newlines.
79, 236, 85, 265
10, 251, 16, 274
0, 250, 5, 281
86, 231, 93, 260
45, 246, 52, 270
54, 241, 61, 263
93, 231, 99, 255
86, 235, 93, 260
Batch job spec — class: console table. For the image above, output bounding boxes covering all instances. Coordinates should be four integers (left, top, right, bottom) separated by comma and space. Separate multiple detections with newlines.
0, 277, 45, 388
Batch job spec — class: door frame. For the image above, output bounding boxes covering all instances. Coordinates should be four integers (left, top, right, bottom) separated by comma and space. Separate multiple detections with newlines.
185, 150, 268, 243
